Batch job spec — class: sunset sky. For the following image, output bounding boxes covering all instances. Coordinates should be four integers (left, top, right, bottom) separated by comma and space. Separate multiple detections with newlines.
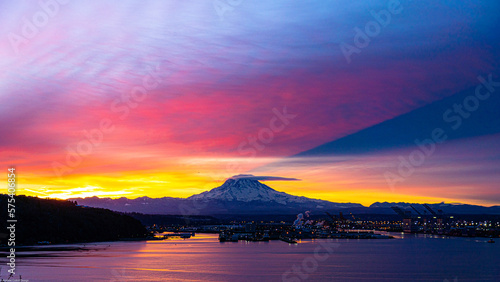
1, 0, 499, 206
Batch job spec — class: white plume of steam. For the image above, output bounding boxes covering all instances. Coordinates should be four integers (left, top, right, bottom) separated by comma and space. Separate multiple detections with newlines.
293, 213, 304, 226
293, 211, 312, 226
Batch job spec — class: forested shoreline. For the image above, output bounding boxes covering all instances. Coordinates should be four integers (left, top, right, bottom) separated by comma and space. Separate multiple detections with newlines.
0, 194, 148, 246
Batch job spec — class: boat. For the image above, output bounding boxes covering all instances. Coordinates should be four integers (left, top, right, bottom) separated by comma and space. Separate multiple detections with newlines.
163, 233, 192, 239
487, 239, 495, 243
279, 236, 297, 244
218, 232, 239, 242
230, 234, 239, 242
370, 234, 394, 239
261, 232, 270, 241
247, 232, 270, 242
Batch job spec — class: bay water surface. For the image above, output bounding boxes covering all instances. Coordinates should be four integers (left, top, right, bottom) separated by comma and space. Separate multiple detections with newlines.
5, 233, 499, 281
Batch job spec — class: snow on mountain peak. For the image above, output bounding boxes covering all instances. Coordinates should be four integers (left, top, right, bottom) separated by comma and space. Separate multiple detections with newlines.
188, 177, 312, 204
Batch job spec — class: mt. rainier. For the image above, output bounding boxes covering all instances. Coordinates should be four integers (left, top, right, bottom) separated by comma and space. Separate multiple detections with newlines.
188, 177, 318, 204
71, 175, 364, 214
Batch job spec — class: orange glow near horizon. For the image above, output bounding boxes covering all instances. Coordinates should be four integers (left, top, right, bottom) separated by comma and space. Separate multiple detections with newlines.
2, 128, 499, 207
7, 159, 499, 207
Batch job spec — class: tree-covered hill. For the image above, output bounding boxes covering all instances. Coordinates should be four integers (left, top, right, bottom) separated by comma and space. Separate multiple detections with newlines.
0, 195, 148, 245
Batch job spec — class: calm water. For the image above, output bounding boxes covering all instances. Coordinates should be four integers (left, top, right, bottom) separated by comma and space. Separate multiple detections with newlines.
6, 233, 499, 281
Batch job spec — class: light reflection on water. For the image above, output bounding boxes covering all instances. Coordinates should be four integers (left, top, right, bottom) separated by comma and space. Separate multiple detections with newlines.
6, 233, 500, 281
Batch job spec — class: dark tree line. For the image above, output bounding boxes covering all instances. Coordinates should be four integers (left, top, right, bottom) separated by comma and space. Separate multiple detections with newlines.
0, 195, 148, 245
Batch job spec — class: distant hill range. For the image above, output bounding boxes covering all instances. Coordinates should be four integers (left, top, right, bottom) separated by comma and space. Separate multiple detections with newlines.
70, 176, 500, 215
367, 202, 500, 215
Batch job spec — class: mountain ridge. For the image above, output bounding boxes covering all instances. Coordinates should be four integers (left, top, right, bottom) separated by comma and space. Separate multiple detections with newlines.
68, 176, 500, 215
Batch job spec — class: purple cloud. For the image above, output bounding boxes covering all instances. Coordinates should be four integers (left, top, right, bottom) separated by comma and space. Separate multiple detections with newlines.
229, 174, 300, 181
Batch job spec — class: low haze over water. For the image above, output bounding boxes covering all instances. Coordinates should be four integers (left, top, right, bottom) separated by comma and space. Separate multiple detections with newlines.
12, 234, 499, 281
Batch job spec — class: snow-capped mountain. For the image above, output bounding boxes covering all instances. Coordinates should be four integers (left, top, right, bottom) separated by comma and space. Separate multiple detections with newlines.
71, 175, 362, 214
70, 175, 499, 215
188, 177, 323, 205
